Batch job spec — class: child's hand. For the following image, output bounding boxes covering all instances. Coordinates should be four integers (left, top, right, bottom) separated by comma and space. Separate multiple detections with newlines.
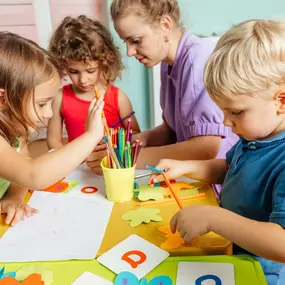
170, 205, 214, 243
85, 148, 106, 175
85, 96, 105, 140
0, 199, 38, 226
149, 159, 191, 185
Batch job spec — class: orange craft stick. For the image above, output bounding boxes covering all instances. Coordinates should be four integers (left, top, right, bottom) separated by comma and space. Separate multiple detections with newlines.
162, 172, 184, 209
139, 193, 206, 207
94, 87, 111, 140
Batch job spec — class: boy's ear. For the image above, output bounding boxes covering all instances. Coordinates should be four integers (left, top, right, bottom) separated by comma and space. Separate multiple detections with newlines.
0, 88, 7, 109
277, 88, 285, 114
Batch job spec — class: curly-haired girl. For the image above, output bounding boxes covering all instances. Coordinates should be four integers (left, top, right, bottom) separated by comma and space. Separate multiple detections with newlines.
48, 16, 140, 170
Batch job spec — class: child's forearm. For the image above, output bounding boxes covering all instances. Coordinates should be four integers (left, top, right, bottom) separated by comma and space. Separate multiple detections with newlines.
184, 159, 228, 184
1, 132, 101, 190
139, 122, 176, 147
3, 183, 28, 202
47, 138, 65, 150
210, 207, 285, 262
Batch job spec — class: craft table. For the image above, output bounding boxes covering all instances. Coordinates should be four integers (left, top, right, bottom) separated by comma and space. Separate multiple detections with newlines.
0, 255, 267, 284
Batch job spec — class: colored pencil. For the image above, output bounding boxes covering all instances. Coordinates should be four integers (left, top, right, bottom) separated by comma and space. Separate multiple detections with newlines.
162, 172, 184, 209
110, 111, 135, 128
104, 136, 121, 168
146, 165, 163, 174
94, 87, 111, 140
126, 118, 131, 142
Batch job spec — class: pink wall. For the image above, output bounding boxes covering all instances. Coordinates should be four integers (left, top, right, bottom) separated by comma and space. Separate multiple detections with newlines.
50, 0, 105, 30
0, 0, 37, 42
0, 0, 105, 43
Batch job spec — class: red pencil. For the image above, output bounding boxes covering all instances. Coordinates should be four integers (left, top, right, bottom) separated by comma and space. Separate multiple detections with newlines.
132, 140, 139, 166
126, 118, 131, 142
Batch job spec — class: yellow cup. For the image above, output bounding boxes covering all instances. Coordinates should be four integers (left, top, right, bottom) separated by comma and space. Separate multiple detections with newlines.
101, 157, 135, 203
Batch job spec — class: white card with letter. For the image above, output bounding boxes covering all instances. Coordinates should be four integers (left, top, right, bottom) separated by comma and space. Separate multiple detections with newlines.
176, 262, 235, 285
72, 272, 112, 285
97, 234, 169, 279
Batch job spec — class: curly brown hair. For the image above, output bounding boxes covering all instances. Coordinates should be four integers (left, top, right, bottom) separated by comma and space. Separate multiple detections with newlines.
110, 0, 181, 27
49, 15, 123, 83
0, 32, 61, 146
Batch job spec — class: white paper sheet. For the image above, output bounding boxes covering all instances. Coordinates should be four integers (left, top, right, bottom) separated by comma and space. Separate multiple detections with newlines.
59, 163, 107, 202
176, 262, 235, 285
72, 272, 113, 285
0, 191, 113, 262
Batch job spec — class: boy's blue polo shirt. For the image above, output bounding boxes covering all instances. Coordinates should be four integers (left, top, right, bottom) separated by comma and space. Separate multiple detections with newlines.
221, 130, 285, 228
221, 131, 285, 283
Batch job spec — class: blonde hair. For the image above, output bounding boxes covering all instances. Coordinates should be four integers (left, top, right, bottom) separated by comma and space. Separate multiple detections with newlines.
110, 0, 181, 27
0, 32, 61, 145
204, 19, 285, 100
49, 15, 123, 83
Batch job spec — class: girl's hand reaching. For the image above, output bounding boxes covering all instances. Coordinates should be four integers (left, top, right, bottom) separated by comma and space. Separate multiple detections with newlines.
149, 159, 192, 185
85, 95, 105, 141
0, 198, 38, 226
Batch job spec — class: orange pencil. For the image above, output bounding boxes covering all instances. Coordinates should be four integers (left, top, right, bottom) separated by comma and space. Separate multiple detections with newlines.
138, 193, 206, 207
94, 87, 111, 140
162, 172, 184, 209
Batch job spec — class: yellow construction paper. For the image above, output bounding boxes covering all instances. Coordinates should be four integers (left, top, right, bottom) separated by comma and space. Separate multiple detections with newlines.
16, 265, 53, 285
121, 208, 163, 227
137, 185, 166, 201
179, 188, 200, 197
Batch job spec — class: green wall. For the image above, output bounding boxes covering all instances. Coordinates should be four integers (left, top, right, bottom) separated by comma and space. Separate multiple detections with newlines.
107, 0, 285, 131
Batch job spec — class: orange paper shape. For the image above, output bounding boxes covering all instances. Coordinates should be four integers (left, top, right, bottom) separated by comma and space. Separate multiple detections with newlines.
0, 274, 44, 285
42, 179, 68, 193
163, 182, 193, 198
158, 225, 185, 250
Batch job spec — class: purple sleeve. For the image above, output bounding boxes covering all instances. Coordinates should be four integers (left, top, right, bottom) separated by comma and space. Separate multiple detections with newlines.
180, 49, 231, 139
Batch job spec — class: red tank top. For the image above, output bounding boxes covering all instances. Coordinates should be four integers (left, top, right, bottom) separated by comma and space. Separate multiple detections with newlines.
61, 84, 122, 142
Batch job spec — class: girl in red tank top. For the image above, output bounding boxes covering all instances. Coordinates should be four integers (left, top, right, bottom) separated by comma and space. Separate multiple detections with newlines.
47, 15, 140, 149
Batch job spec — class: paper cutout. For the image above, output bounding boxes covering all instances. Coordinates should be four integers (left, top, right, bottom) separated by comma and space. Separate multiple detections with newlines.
0, 274, 43, 284
179, 188, 200, 197
158, 225, 185, 250
0, 267, 16, 280
42, 179, 79, 194
114, 272, 172, 285
164, 182, 196, 198
16, 265, 53, 285
121, 250, 147, 268
176, 262, 235, 285
97, 235, 169, 280
122, 208, 162, 227
137, 185, 166, 201
72, 272, 112, 285
81, 186, 98, 194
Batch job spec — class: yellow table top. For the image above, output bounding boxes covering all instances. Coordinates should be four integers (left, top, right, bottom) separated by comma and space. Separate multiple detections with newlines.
0, 181, 232, 258
98, 181, 232, 257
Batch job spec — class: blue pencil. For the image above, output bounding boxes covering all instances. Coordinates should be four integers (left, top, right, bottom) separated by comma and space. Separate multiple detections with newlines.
146, 165, 163, 174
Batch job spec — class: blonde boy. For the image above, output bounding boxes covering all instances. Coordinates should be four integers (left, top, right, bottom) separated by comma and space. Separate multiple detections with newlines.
151, 20, 285, 285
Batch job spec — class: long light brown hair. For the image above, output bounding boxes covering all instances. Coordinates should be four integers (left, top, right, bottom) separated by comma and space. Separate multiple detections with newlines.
0, 32, 61, 145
